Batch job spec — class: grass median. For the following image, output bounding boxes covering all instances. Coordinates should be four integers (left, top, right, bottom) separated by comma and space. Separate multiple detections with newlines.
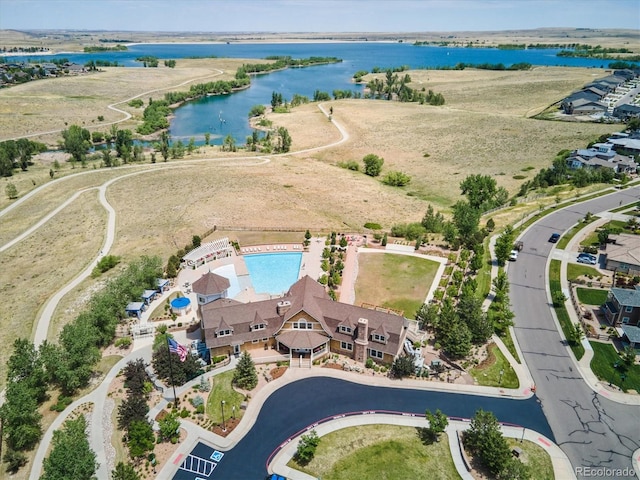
549, 260, 585, 360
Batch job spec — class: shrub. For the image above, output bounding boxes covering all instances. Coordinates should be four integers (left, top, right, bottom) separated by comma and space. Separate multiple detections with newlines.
365, 358, 375, 369
190, 395, 204, 407
115, 337, 132, 349
338, 160, 360, 171
364, 222, 382, 230
179, 408, 189, 418
382, 170, 411, 186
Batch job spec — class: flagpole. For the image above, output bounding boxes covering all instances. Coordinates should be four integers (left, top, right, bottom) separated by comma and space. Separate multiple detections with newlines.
166, 336, 179, 408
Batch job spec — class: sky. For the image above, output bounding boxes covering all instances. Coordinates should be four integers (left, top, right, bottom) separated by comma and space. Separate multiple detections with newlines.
0, 0, 639, 32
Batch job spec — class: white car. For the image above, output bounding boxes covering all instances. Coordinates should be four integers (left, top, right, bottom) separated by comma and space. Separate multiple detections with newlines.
509, 250, 518, 261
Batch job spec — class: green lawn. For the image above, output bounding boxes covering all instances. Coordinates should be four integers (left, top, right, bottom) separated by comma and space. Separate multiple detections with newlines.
470, 343, 519, 388
566, 263, 601, 283
576, 287, 608, 306
556, 216, 598, 250
506, 439, 554, 480
590, 341, 640, 393
499, 330, 521, 364
550, 260, 585, 360
205, 370, 245, 423
288, 424, 460, 480
354, 253, 440, 316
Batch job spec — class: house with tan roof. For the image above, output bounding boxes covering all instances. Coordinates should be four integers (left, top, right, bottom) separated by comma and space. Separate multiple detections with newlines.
604, 234, 640, 275
200, 275, 409, 365
192, 271, 231, 307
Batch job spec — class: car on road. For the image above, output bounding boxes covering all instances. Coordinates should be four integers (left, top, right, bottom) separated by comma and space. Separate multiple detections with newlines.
549, 233, 561, 243
577, 253, 597, 265
509, 250, 518, 261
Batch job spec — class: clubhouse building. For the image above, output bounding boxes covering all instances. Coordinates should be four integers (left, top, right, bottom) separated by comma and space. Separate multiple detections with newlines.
197, 273, 409, 365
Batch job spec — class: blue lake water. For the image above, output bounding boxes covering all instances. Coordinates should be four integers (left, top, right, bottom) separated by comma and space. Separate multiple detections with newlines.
5, 43, 614, 144
243, 252, 302, 295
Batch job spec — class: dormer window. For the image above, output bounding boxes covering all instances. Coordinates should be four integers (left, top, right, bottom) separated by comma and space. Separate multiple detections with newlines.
252, 323, 265, 331
372, 333, 386, 343
217, 329, 232, 337
339, 325, 352, 334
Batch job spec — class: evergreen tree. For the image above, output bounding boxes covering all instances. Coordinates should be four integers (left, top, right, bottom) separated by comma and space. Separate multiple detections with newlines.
41, 416, 97, 480
233, 351, 258, 390
464, 409, 512, 477
112, 462, 140, 480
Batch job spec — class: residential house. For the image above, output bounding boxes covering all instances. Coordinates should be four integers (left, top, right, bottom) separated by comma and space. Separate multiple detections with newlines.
565, 143, 637, 174
613, 104, 640, 121
192, 270, 230, 309
602, 287, 640, 348
603, 234, 640, 274
200, 275, 408, 365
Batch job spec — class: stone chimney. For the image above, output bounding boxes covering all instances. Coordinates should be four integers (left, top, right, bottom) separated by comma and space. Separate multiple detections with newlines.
354, 318, 369, 363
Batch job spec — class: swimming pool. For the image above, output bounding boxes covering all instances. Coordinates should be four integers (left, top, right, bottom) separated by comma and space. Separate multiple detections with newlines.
243, 253, 302, 295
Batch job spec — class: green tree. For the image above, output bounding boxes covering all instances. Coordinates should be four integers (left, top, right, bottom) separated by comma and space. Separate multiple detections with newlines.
391, 354, 415, 378
276, 127, 292, 153
294, 429, 320, 465
222, 134, 236, 152
598, 228, 610, 245
421, 204, 445, 233
151, 342, 202, 386
452, 200, 481, 243
159, 131, 170, 162
415, 302, 439, 330
112, 462, 140, 480
7, 338, 47, 403
441, 318, 472, 358
620, 345, 636, 367
0, 380, 42, 451
495, 225, 515, 266
5, 182, 18, 199
423, 409, 449, 443
463, 409, 512, 477
381, 232, 388, 246
41, 416, 97, 480
204, 132, 211, 146
192, 235, 202, 249
127, 420, 155, 459
492, 270, 510, 303
3, 448, 27, 473
457, 293, 492, 344
568, 323, 585, 346
362, 153, 384, 177
233, 351, 258, 390
460, 174, 508, 211
61, 124, 91, 163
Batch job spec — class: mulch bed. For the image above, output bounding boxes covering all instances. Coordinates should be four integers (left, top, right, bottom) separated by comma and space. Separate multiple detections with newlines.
211, 417, 241, 437
322, 362, 344, 370
270, 366, 288, 380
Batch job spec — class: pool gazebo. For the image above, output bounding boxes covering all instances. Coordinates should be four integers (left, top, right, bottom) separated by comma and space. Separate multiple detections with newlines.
180, 237, 234, 269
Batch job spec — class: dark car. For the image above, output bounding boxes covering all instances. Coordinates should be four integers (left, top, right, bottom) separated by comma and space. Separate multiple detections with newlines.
549, 233, 561, 243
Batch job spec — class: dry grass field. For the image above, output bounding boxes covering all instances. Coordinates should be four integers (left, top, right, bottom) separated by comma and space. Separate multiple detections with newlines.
0, 49, 629, 392
0, 58, 266, 143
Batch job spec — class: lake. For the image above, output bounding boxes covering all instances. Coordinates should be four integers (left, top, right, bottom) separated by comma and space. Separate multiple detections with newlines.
5, 42, 612, 144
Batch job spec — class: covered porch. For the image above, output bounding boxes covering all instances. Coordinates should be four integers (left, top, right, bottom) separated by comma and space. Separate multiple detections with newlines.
275, 330, 330, 368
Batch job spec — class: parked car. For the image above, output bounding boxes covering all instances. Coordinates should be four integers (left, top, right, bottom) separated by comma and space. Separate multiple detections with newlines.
549, 233, 561, 243
577, 253, 597, 265
509, 250, 518, 261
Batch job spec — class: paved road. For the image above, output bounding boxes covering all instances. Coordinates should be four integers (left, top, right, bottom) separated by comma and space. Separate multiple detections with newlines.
172, 377, 552, 480
510, 187, 640, 480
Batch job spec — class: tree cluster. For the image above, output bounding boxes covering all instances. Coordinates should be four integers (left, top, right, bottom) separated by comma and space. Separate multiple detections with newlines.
117, 359, 155, 461
0, 256, 162, 473
365, 69, 445, 105
0, 138, 46, 176
41, 416, 98, 480
463, 409, 530, 479
152, 338, 203, 386
317, 232, 347, 298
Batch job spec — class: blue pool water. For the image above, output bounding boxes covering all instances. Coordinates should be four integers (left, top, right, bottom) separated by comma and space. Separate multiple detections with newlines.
243, 253, 302, 295
171, 297, 191, 309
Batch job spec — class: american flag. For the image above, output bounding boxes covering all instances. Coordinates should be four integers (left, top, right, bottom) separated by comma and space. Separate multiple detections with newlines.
168, 337, 188, 362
